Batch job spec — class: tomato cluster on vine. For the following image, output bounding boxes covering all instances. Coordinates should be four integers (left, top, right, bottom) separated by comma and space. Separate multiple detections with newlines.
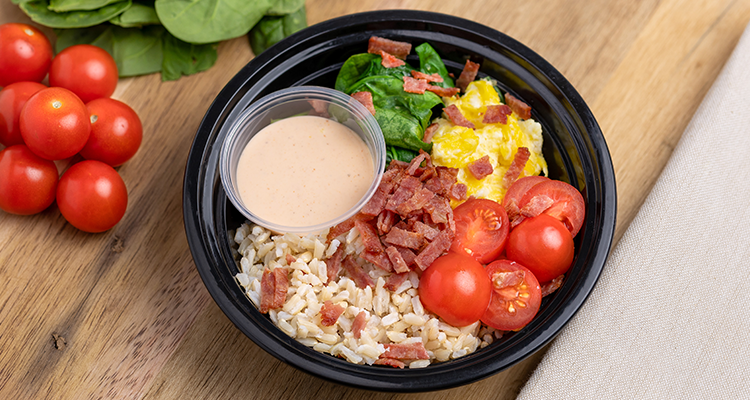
0, 23, 142, 233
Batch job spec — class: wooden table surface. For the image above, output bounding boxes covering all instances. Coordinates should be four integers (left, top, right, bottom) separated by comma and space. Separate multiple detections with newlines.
2, 0, 750, 398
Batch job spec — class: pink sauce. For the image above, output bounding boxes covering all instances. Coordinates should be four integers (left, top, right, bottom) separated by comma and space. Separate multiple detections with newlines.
236, 115, 374, 228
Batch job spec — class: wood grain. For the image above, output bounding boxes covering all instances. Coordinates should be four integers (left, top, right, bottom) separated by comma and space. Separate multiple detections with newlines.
2, 1, 749, 399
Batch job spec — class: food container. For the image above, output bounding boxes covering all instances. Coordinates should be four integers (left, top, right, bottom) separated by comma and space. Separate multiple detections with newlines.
183, 10, 617, 392
218, 86, 386, 234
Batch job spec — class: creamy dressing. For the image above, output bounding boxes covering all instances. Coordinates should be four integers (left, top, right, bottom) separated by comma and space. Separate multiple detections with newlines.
236, 115, 374, 228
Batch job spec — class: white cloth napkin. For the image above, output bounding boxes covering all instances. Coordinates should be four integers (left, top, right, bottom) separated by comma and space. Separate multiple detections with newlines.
517, 24, 750, 400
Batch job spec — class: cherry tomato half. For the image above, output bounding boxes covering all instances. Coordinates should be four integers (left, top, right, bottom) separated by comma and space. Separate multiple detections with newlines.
20, 87, 91, 160
0, 81, 47, 147
506, 214, 575, 283
49, 44, 118, 103
450, 198, 510, 264
419, 252, 492, 327
79, 98, 142, 167
0, 23, 53, 87
517, 179, 585, 237
57, 160, 127, 233
481, 260, 542, 331
0, 145, 58, 215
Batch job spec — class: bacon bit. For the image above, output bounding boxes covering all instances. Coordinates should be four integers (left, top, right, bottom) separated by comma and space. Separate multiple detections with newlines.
411, 70, 443, 82
444, 104, 475, 129
414, 229, 453, 270
380, 50, 405, 68
503, 176, 549, 227
342, 255, 375, 288
385, 176, 421, 213
456, 59, 480, 92
362, 249, 393, 272
423, 196, 451, 224
426, 85, 460, 97
423, 123, 439, 144
395, 188, 435, 217
285, 254, 296, 265
259, 270, 275, 313
326, 246, 344, 284
505, 93, 532, 120
385, 247, 410, 274
403, 76, 430, 94
320, 300, 345, 326
541, 275, 564, 297
519, 194, 554, 218
449, 183, 468, 201
384, 271, 409, 291
376, 209, 397, 235
502, 147, 531, 190
483, 104, 512, 124
467, 155, 494, 180
368, 36, 412, 59
352, 311, 367, 339
355, 219, 383, 253
424, 166, 459, 195
327, 215, 357, 242
374, 358, 405, 368
406, 151, 427, 176
308, 99, 330, 118
492, 270, 526, 289
272, 268, 288, 309
351, 91, 376, 115
361, 189, 388, 218
382, 342, 430, 360
384, 227, 424, 250
412, 220, 439, 241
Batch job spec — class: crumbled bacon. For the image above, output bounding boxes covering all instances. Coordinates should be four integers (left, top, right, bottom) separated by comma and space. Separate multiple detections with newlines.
502, 147, 531, 190
385, 246, 410, 274
352, 311, 367, 339
368, 36, 412, 59
362, 249, 392, 272
384, 271, 409, 291
320, 300, 345, 326
327, 215, 358, 242
414, 229, 453, 270
395, 188, 435, 216
381, 342, 430, 360
444, 104, 474, 129
385, 176, 421, 213
326, 245, 344, 284
503, 176, 549, 227
406, 151, 427, 176
394, 246, 417, 267
412, 220, 439, 241
505, 93, 532, 120
376, 209, 397, 235
285, 254, 296, 265
351, 91, 376, 115
422, 123, 439, 144
342, 255, 375, 288
403, 76, 430, 94
456, 59, 480, 92
411, 70, 443, 82
449, 183, 468, 201
483, 104, 512, 124
380, 50, 405, 68
541, 275, 564, 297
467, 155, 494, 180
374, 358, 405, 368
260, 268, 289, 313
355, 219, 384, 253
384, 227, 424, 250
426, 85, 460, 97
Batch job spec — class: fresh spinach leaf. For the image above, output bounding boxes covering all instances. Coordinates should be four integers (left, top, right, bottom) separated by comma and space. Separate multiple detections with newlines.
266, 0, 303, 16
54, 25, 112, 53
155, 0, 273, 44
112, 25, 164, 76
386, 146, 418, 164
19, 0, 131, 28
415, 42, 454, 88
109, 3, 160, 27
347, 75, 442, 129
248, 5, 306, 55
334, 53, 378, 93
373, 107, 430, 152
361, 57, 413, 80
161, 33, 218, 81
48, 0, 122, 12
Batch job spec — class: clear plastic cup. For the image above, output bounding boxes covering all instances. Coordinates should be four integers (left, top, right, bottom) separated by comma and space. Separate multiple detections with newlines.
219, 86, 385, 234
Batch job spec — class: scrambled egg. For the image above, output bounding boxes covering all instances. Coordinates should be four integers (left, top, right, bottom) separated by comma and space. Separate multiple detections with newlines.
430, 80, 547, 206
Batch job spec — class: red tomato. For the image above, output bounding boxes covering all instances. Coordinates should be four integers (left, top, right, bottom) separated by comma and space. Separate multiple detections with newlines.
19, 87, 91, 160
517, 179, 585, 236
450, 198, 509, 263
79, 98, 142, 166
506, 214, 575, 283
0, 23, 53, 87
503, 175, 549, 214
0, 145, 58, 215
49, 44, 118, 103
56, 160, 127, 233
0, 81, 47, 146
481, 260, 542, 331
419, 252, 492, 327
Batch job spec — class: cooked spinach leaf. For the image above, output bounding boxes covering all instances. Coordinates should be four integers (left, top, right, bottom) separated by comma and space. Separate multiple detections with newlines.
248, 5, 306, 55
48, 0, 122, 12
415, 42, 454, 88
334, 53, 379, 93
109, 3, 159, 27
154, 0, 273, 44
19, 0, 131, 28
161, 33, 218, 81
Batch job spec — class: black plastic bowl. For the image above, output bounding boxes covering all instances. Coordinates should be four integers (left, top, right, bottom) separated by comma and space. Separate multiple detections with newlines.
183, 10, 616, 392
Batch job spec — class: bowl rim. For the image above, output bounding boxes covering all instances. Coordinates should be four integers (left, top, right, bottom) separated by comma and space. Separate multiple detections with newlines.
183, 9, 617, 392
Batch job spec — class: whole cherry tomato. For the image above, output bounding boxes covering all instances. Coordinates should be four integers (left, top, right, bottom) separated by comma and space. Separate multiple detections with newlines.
79, 98, 142, 166
19, 87, 91, 160
49, 44, 118, 103
419, 252, 492, 327
0, 145, 58, 215
481, 259, 542, 331
56, 160, 127, 233
506, 214, 575, 283
0, 81, 47, 146
0, 23, 53, 87
450, 198, 510, 264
